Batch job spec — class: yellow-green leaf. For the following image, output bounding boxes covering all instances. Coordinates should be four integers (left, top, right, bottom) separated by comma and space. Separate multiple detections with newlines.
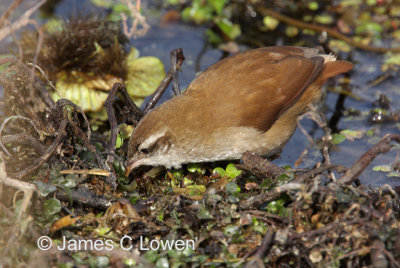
125, 56, 165, 101
332, 133, 346, 144
53, 78, 110, 112
263, 16, 279, 30
372, 165, 391, 172
285, 26, 298, 37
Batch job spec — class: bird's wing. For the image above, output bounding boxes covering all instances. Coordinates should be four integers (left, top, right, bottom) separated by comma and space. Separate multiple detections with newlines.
185, 49, 324, 132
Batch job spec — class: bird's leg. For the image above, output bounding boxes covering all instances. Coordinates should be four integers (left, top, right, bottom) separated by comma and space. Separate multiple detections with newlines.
143, 48, 185, 114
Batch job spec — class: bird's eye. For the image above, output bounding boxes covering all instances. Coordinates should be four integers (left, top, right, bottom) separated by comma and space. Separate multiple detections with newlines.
140, 148, 150, 154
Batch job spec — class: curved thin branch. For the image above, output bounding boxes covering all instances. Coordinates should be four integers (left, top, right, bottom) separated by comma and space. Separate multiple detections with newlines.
10, 119, 67, 179
0, 115, 42, 156
0, 0, 23, 29
2, 133, 46, 154
338, 134, 400, 185
0, 0, 46, 42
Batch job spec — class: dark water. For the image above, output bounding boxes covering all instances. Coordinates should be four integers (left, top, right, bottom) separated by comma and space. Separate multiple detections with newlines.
1, 0, 399, 186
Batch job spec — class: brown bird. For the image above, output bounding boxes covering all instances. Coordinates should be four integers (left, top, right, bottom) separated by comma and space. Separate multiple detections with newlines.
126, 46, 353, 173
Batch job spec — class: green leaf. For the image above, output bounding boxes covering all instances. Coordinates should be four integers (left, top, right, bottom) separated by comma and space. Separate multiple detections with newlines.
226, 182, 240, 194
144, 250, 158, 263
208, 0, 226, 15
154, 256, 169, 268
187, 184, 206, 196
340, 129, 364, 140
366, 129, 375, 137
91, 0, 113, 8
267, 199, 287, 216
355, 22, 383, 35
172, 169, 184, 179
329, 40, 352, 52
223, 225, 239, 237
126, 54, 165, 102
95, 256, 110, 268
197, 205, 213, 220
187, 163, 206, 174
118, 124, 134, 139
263, 16, 279, 30
206, 29, 223, 44
339, 0, 362, 7
384, 53, 400, 65
226, 163, 241, 178
277, 173, 292, 183
183, 177, 193, 186
157, 211, 164, 221
44, 18, 64, 34
315, 15, 333, 24
372, 165, 391, 172
116, 132, 123, 149
213, 167, 227, 177
43, 198, 62, 216
227, 195, 239, 203
61, 174, 78, 188
112, 3, 130, 14
123, 258, 137, 266
53, 75, 110, 112
387, 171, 400, 177
332, 133, 346, 144
308, 2, 319, 10
215, 18, 241, 40
392, 30, 400, 40
33, 181, 57, 197
285, 26, 298, 37
181, 3, 213, 24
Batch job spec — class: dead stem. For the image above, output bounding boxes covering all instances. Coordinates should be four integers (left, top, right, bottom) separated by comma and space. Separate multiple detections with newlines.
144, 48, 185, 113
338, 134, 400, 185
0, 0, 23, 29
239, 183, 304, 210
120, 0, 150, 39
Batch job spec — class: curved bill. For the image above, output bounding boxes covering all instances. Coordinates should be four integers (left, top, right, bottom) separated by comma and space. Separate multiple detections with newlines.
125, 158, 146, 177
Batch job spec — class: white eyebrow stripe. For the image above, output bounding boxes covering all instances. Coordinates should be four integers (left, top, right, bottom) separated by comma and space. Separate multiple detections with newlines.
138, 128, 167, 151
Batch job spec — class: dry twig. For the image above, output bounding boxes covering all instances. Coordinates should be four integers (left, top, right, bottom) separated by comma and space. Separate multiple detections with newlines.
239, 183, 304, 210
0, 0, 24, 29
120, 0, 150, 39
0, 0, 46, 42
338, 134, 400, 185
